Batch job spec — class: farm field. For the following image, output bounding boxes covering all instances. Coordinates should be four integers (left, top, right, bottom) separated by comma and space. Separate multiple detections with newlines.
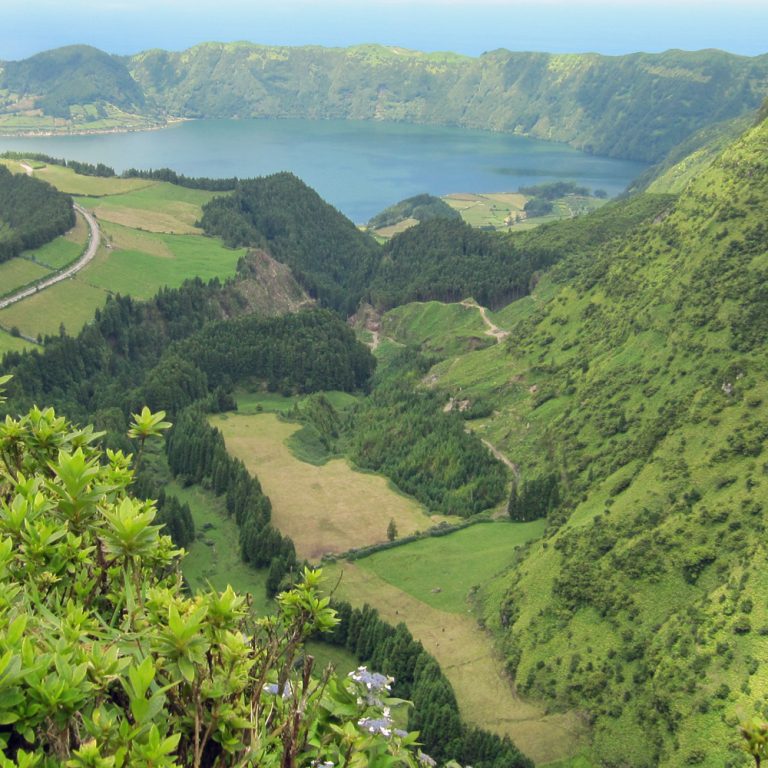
0, 209, 90, 299
0, 257, 52, 297
210, 411, 449, 560
0, 331, 33, 355
323, 558, 584, 765
78, 182, 218, 234
85, 221, 245, 299
0, 160, 245, 339
356, 519, 547, 612
31, 164, 151, 196
443, 191, 605, 231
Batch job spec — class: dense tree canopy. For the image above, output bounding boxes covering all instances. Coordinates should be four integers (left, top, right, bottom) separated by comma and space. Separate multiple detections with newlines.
0, 165, 74, 263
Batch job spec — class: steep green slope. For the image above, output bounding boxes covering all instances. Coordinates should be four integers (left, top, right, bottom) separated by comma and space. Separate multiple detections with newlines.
422, 110, 768, 765
628, 113, 755, 194
128, 44, 768, 163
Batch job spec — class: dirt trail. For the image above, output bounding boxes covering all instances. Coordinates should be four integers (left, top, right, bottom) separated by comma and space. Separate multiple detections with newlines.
460, 299, 509, 342
481, 437, 518, 477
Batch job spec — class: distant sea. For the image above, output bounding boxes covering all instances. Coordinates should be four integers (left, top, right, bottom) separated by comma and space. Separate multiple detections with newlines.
0, 119, 647, 223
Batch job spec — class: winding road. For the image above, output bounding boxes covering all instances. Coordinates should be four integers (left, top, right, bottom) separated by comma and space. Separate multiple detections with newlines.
0, 203, 101, 311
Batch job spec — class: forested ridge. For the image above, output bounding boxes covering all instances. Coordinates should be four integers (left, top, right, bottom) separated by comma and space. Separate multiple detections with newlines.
0, 165, 74, 263
4, 42, 768, 164
198, 173, 381, 313
198, 170, 675, 313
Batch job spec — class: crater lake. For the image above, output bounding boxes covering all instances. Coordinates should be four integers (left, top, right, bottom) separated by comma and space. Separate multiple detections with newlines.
0, 118, 647, 222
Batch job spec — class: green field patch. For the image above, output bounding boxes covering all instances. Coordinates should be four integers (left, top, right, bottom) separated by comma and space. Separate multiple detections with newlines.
0, 330, 34, 355
234, 389, 359, 415
304, 641, 359, 677
84, 222, 245, 299
32, 164, 152, 196
0, 258, 53, 297
168, 482, 271, 616
79, 182, 217, 234
356, 520, 547, 612
212, 412, 446, 561
0, 278, 108, 338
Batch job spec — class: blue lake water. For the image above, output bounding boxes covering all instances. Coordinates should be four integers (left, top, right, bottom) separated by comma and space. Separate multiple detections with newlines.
0, 119, 647, 223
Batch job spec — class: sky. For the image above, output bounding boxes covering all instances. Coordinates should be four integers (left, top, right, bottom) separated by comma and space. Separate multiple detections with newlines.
1, 0, 766, 61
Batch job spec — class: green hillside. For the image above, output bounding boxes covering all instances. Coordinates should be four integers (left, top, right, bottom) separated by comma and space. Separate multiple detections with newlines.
0, 45, 157, 131
3, 43, 768, 163
395, 108, 768, 766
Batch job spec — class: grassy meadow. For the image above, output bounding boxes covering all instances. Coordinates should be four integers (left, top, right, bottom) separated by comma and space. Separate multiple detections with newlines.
356, 520, 546, 612
381, 300, 494, 359
79, 183, 218, 234
210, 411, 443, 560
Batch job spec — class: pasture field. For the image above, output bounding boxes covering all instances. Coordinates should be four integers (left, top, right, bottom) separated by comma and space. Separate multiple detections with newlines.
0, 330, 33, 355
79, 183, 218, 234
304, 641, 359, 678
443, 191, 605, 232
234, 389, 360, 414
168, 481, 272, 617
33, 164, 151, 196
0, 258, 52, 297
85, 222, 245, 299
0, 278, 108, 338
370, 217, 419, 239
356, 519, 547, 613
323, 558, 583, 765
210, 411, 445, 560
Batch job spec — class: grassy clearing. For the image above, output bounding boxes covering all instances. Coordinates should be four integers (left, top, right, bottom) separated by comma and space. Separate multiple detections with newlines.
85, 222, 245, 299
0, 258, 52, 297
211, 412, 443, 561
304, 641, 359, 677
323, 559, 584, 765
33, 164, 152, 196
0, 330, 34, 355
371, 217, 419, 240
168, 481, 271, 616
80, 183, 218, 234
0, 278, 108, 339
357, 520, 546, 613
234, 390, 359, 415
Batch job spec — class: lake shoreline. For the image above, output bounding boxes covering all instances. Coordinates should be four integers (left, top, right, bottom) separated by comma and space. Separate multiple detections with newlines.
0, 118, 647, 221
